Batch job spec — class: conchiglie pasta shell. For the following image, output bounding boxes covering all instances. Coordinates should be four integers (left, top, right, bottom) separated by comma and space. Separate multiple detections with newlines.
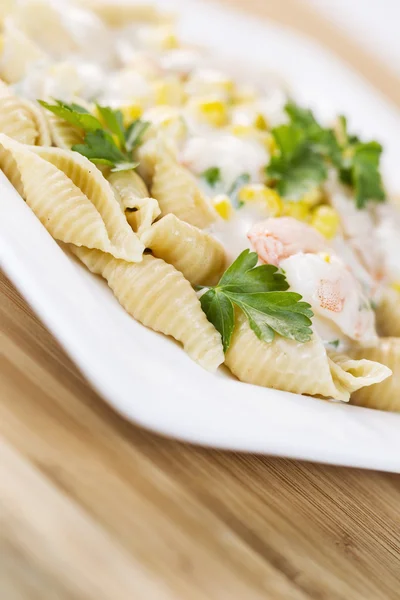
375, 287, 400, 337
30, 145, 144, 262
135, 137, 159, 186
0, 84, 51, 146
151, 142, 217, 229
45, 112, 84, 150
109, 169, 150, 203
0, 21, 46, 83
327, 352, 391, 400
350, 338, 400, 411
141, 213, 227, 286
0, 134, 114, 252
108, 169, 160, 236
71, 246, 224, 372
0, 145, 23, 195
0, 94, 38, 145
0, 81, 51, 145
22, 99, 52, 146
224, 312, 390, 401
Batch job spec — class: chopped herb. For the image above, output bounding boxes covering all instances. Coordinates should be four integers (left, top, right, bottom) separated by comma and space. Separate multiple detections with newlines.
266, 100, 386, 208
95, 104, 126, 147
229, 173, 250, 208
40, 99, 149, 172
200, 249, 313, 352
124, 119, 151, 152
329, 339, 340, 349
266, 123, 327, 200
201, 166, 221, 187
348, 142, 386, 209
39, 99, 102, 132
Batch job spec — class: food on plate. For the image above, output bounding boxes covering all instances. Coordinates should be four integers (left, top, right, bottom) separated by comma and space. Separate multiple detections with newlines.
1, 0, 399, 409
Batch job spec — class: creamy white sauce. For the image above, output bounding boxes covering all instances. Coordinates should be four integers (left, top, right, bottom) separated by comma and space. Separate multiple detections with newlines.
181, 134, 269, 190
326, 173, 383, 280
375, 204, 400, 283
14, 60, 84, 102
159, 48, 204, 76
208, 205, 266, 263
99, 69, 153, 107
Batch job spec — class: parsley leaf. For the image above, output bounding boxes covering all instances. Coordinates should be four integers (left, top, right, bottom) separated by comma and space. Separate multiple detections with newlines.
285, 101, 342, 167
200, 249, 313, 351
95, 104, 125, 147
38, 99, 102, 132
125, 119, 151, 152
266, 124, 327, 200
201, 167, 221, 187
266, 100, 386, 208
40, 99, 149, 172
351, 141, 386, 208
199, 289, 234, 352
72, 130, 138, 171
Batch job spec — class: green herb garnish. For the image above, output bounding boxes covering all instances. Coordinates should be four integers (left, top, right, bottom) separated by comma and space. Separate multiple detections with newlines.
229, 173, 250, 208
39, 99, 149, 172
200, 249, 313, 352
266, 100, 386, 208
266, 123, 327, 200
340, 141, 386, 209
329, 339, 340, 349
201, 166, 221, 187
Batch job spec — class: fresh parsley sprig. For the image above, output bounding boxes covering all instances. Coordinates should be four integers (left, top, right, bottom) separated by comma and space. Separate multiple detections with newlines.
335, 116, 385, 208
39, 99, 150, 172
266, 123, 327, 200
266, 100, 386, 208
200, 249, 313, 352
201, 166, 221, 187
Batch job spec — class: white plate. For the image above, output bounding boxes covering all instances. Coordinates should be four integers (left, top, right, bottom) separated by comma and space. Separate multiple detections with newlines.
1, 0, 400, 472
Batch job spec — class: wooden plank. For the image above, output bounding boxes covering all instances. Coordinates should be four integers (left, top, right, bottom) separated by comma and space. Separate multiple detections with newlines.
1, 271, 400, 599
0, 438, 174, 600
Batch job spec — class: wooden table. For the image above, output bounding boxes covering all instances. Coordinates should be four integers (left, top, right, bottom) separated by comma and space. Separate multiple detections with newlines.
1, 2, 400, 598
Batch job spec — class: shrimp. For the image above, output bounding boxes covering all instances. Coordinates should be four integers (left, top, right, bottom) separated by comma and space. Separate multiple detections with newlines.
247, 217, 327, 266
281, 253, 378, 347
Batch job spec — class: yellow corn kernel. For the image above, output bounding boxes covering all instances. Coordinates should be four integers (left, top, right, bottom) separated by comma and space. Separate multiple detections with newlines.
153, 78, 185, 106
212, 194, 233, 220
144, 106, 187, 142
186, 73, 234, 100
238, 184, 283, 217
390, 282, 400, 294
264, 132, 278, 155
233, 84, 258, 104
162, 33, 179, 50
254, 113, 269, 131
230, 124, 254, 137
311, 205, 340, 239
191, 97, 228, 127
283, 201, 310, 221
319, 252, 332, 263
301, 187, 324, 207
120, 104, 143, 126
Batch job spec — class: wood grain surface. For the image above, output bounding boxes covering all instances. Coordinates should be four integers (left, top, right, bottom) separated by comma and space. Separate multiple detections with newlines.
1, 2, 400, 599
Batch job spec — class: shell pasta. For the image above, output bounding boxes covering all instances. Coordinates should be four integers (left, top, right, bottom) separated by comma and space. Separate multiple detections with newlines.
71, 246, 224, 372
0, 0, 399, 409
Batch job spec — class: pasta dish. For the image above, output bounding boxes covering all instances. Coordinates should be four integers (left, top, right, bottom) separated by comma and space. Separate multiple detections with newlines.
0, 0, 399, 411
